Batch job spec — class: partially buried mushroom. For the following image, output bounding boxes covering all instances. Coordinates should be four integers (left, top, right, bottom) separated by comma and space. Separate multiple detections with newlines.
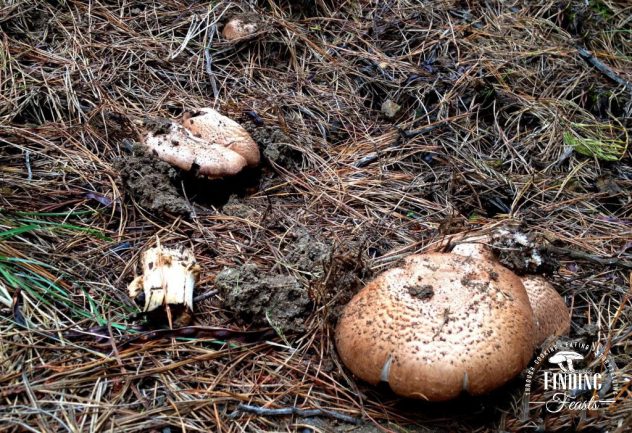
521, 276, 570, 346
335, 253, 536, 401
182, 107, 260, 167
140, 108, 259, 179
128, 245, 200, 327
222, 17, 258, 41
450, 235, 494, 261
142, 120, 249, 178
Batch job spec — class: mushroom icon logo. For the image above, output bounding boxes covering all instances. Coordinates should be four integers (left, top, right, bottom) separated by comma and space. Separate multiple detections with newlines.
548, 350, 584, 372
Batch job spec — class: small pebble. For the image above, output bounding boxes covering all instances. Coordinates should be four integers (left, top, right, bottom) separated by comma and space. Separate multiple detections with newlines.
381, 99, 401, 118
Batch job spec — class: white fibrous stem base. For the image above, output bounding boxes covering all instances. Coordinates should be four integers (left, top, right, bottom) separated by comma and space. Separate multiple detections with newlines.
128, 246, 199, 313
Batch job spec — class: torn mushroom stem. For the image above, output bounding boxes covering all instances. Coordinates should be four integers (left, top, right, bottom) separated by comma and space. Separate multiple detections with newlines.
128, 246, 200, 326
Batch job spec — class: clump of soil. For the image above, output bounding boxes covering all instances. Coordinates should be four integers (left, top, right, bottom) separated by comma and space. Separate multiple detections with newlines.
215, 264, 310, 333
315, 242, 373, 320
116, 144, 192, 216
284, 231, 332, 276
406, 284, 434, 300
215, 233, 368, 333
247, 124, 303, 168
490, 230, 558, 275
221, 195, 259, 220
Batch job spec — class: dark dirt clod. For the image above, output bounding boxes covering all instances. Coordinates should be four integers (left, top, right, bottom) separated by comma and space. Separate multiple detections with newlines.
221, 194, 259, 220
490, 230, 558, 275
247, 124, 303, 168
215, 264, 310, 333
283, 231, 332, 276
316, 241, 373, 321
142, 116, 172, 135
406, 284, 434, 300
115, 144, 193, 216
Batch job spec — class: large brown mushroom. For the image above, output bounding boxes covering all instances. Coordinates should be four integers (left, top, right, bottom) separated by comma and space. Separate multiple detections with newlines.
182, 107, 260, 167
335, 253, 536, 401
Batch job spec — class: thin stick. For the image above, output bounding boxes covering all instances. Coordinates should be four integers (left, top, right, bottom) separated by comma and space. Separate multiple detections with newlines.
24, 150, 32, 181
193, 289, 218, 303
544, 245, 632, 270
231, 403, 361, 425
577, 47, 632, 92
205, 24, 219, 100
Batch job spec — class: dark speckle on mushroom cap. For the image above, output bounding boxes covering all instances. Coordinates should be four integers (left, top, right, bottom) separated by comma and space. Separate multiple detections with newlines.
335, 253, 535, 401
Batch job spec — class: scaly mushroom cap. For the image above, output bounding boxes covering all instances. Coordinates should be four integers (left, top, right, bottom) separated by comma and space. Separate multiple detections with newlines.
142, 121, 247, 178
521, 276, 570, 346
222, 18, 258, 41
450, 239, 571, 347
335, 253, 535, 401
182, 108, 260, 167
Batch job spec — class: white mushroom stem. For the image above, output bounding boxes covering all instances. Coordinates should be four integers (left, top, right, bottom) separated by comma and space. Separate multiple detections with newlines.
128, 246, 199, 313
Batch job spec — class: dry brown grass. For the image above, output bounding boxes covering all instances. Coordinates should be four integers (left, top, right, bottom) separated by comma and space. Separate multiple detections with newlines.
1, 0, 631, 432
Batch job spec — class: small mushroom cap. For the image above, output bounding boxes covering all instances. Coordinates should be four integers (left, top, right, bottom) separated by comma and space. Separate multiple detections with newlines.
450, 236, 571, 347
335, 253, 535, 401
182, 108, 260, 167
521, 276, 570, 346
142, 121, 247, 178
222, 18, 258, 41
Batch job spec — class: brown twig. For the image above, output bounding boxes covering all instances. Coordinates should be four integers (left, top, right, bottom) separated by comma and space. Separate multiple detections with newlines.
578, 47, 632, 93
231, 403, 361, 425
544, 245, 632, 270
